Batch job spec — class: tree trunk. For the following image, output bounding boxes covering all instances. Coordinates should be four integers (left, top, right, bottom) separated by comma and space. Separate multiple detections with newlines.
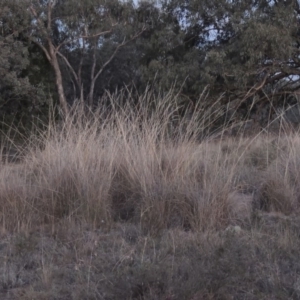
53, 59, 69, 116
88, 80, 96, 107
88, 45, 97, 106
49, 43, 69, 117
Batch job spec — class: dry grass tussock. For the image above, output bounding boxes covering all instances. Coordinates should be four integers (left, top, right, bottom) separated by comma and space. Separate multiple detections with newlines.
1, 91, 300, 299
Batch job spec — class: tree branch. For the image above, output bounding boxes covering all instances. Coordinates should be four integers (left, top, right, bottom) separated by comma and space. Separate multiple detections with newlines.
47, 1, 52, 32
29, 5, 49, 39
93, 26, 146, 82
29, 37, 51, 63
57, 51, 79, 83
56, 29, 113, 51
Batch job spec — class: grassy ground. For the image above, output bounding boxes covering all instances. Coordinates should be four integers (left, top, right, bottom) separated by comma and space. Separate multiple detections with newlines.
1, 92, 300, 299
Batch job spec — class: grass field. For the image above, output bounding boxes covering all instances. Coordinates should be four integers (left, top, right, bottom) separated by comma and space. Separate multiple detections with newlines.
1, 92, 300, 299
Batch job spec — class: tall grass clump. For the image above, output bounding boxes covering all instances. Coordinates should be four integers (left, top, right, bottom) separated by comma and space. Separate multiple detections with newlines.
0, 89, 222, 234
1, 88, 300, 235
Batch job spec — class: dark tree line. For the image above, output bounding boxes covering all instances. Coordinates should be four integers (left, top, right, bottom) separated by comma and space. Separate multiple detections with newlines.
1, 0, 300, 125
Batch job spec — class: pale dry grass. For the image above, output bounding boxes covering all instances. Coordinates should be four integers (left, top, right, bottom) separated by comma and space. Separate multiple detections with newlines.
0, 92, 300, 234
1, 91, 300, 299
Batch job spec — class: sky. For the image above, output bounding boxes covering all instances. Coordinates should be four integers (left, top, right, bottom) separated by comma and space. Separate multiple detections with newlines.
132, 0, 161, 8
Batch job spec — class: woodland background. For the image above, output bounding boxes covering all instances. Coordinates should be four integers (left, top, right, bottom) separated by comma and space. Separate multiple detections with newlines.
1, 0, 300, 132
3, 2, 300, 299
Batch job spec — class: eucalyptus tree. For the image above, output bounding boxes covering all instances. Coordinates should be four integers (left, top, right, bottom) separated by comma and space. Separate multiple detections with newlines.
52, 0, 146, 107
3, 0, 145, 116
163, 0, 300, 106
